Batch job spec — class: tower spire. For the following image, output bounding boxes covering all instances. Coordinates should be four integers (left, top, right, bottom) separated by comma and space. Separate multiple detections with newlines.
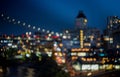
76, 10, 86, 18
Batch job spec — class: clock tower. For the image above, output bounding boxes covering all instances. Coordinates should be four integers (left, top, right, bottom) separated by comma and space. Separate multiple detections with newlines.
75, 11, 87, 30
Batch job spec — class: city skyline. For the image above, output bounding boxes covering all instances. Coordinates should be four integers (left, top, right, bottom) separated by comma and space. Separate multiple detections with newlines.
1, 0, 120, 34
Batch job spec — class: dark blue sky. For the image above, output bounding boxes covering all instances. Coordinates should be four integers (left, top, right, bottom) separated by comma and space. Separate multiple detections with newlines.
0, 0, 120, 35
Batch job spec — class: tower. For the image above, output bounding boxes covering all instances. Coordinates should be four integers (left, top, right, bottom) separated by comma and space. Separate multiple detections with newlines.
75, 11, 87, 30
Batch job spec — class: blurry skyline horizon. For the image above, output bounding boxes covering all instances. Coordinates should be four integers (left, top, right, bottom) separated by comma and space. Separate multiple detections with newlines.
0, 0, 120, 35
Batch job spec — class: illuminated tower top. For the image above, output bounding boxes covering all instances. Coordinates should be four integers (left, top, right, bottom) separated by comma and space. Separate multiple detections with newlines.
75, 11, 87, 30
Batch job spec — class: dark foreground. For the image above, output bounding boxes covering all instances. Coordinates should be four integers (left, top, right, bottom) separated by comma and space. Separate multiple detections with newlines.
93, 70, 120, 77
1, 65, 120, 77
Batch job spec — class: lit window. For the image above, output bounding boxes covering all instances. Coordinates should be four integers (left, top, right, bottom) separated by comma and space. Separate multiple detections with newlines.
71, 52, 77, 56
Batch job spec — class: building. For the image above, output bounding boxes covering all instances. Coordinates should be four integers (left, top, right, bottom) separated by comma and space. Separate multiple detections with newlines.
75, 11, 87, 30
62, 11, 101, 49
104, 16, 120, 49
62, 11, 101, 65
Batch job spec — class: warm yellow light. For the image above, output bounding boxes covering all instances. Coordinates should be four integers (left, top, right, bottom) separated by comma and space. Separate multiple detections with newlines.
109, 38, 113, 41
59, 43, 63, 47
72, 56, 78, 60
71, 48, 89, 52
59, 52, 63, 56
84, 19, 87, 23
97, 43, 101, 47
84, 43, 91, 46
48, 34, 51, 37
104, 37, 109, 41
54, 52, 57, 56
78, 52, 86, 56
17, 50, 21, 54
116, 45, 120, 48
80, 30, 84, 48
7, 36, 10, 39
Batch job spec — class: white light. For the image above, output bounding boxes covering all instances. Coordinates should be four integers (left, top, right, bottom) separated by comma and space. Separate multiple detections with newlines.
26, 54, 30, 57
28, 24, 31, 28
60, 33, 63, 36
56, 47, 61, 51
63, 35, 67, 39
48, 34, 51, 37
71, 52, 77, 56
56, 32, 58, 34
8, 43, 12, 46
56, 32, 59, 35
68, 36, 71, 39
47, 30, 50, 33
38, 28, 40, 31
33, 26, 36, 29
29, 32, 32, 35
23, 22, 26, 26
26, 32, 28, 35
18, 21, 20, 24
66, 30, 69, 33
82, 65, 91, 70
7, 17, 9, 19
42, 29, 45, 32
78, 52, 86, 56
12, 19, 15, 22
54, 43, 57, 47
1, 14, 4, 17
56, 33, 59, 36
28, 37, 31, 40
72, 62, 80, 71
115, 65, 120, 69
91, 65, 99, 70
51, 31, 54, 34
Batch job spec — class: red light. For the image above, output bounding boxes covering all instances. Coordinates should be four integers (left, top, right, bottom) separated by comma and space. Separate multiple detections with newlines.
52, 36, 59, 39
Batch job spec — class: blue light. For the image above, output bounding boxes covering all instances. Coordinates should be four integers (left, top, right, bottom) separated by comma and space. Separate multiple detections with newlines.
99, 53, 105, 56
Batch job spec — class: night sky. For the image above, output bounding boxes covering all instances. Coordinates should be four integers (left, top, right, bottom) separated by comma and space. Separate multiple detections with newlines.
0, 0, 120, 35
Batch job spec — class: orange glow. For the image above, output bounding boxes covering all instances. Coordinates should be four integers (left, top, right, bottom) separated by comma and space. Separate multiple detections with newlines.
72, 57, 78, 60
17, 50, 21, 54
71, 48, 90, 52
59, 43, 63, 47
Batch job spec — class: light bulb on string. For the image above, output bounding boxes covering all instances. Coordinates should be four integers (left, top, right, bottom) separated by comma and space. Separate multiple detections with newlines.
12, 19, 15, 22
7, 17, 10, 19
18, 21, 20, 24
23, 22, 26, 26
42, 29, 45, 32
28, 24, 31, 28
1, 14, 4, 17
33, 26, 36, 29
38, 28, 40, 31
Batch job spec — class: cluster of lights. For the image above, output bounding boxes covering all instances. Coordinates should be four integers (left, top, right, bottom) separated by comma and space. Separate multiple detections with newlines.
71, 48, 90, 52
1, 13, 63, 36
